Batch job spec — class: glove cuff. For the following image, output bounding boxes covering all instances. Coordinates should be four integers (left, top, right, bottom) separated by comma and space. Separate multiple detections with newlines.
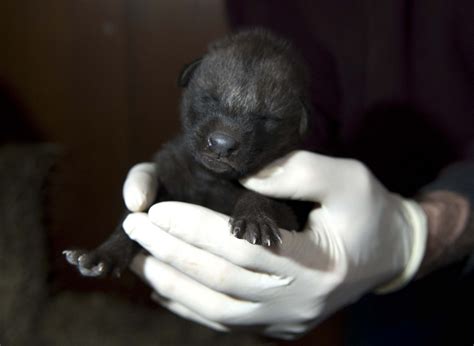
374, 199, 428, 294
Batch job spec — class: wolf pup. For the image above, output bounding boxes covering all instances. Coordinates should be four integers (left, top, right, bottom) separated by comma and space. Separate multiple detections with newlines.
64, 29, 312, 278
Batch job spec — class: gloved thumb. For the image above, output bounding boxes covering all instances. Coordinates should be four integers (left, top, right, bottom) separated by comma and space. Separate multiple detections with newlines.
123, 162, 158, 212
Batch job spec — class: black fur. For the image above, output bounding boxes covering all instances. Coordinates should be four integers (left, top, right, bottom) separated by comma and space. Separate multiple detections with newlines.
64, 29, 312, 278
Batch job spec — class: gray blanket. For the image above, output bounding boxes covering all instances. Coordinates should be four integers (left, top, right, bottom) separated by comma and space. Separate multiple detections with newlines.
0, 144, 265, 346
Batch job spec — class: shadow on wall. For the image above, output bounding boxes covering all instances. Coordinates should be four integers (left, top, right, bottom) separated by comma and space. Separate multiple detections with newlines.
343, 103, 455, 196
0, 83, 43, 144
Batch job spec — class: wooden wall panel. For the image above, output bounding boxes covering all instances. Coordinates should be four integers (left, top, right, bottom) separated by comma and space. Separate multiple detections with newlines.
0, 0, 229, 292
126, 0, 230, 161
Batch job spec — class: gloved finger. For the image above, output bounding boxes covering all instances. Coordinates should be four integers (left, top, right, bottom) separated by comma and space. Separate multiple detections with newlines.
123, 162, 158, 211
123, 213, 292, 300
153, 293, 310, 339
150, 292, 229, 332
130, 253, 261, 325
240, 150, 359, 203
146, 201, 304, 275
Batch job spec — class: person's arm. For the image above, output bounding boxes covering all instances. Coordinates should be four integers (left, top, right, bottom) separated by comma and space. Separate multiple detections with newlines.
416, 160, 474, 277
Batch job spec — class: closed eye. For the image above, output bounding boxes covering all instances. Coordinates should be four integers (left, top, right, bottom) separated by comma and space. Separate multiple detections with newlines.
257, 114, 283, 122
200, 94, 219, 104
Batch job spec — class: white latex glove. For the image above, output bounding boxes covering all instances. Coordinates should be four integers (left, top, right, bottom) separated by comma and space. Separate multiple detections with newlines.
122, 151, 427, 339
122, 162, 158, 212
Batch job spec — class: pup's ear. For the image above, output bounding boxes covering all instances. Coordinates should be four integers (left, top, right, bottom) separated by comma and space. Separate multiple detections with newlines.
299, 99, 310, 137
177, 58, 202, 88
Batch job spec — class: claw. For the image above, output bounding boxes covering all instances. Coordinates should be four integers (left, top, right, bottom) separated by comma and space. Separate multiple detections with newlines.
78, 254, 87, 264
63, 250, 79, 265
231, 219, 246, 238
97, 262, 105, 272
231, 226, 240, 235
251, 233, 257, 244
274, 231, 283, 244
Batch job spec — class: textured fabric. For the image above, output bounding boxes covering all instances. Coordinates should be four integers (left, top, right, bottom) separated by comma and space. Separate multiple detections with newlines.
422, 161, 474, 206
0, 144, 58, 345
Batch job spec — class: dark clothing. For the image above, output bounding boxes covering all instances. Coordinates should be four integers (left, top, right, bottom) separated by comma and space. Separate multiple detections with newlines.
226, 0, 473, 192
226, 0, 474, 344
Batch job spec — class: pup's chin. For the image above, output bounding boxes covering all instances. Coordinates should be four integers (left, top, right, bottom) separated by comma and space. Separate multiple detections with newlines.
200, 154, 242, 178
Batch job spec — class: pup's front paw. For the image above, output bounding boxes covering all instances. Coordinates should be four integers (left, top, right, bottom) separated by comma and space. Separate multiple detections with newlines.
63, 248, 128, 278
230, 213, 282, 247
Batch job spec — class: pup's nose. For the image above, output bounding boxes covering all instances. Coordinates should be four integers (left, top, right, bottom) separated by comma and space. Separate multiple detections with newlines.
207, 132, 238, 157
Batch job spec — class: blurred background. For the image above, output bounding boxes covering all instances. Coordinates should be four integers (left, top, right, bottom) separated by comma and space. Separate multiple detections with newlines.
0, 0, 229, 292
1, 0, 472, 345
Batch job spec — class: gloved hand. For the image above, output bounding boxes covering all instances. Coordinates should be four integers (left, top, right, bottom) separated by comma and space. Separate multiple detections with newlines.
122, 151, 427, 339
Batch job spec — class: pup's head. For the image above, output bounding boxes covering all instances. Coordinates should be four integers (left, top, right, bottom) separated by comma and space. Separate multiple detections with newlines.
179, 29, 310, 179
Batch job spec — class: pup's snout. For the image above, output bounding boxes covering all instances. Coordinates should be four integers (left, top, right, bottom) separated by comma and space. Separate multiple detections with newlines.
207, 132, 239, 157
